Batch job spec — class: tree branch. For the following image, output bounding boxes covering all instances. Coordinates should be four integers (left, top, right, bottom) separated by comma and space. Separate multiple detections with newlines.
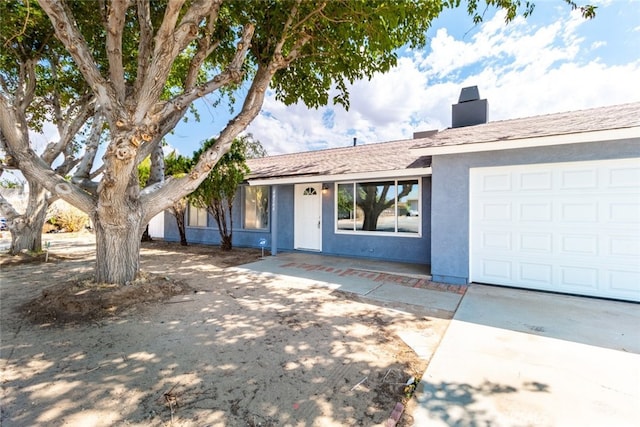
134, 0, 153, 97
141, 60, 272, 223
38, 0, 114, 113
18, 59, 37, 112
136, 0, 219, 119
42, 95, 95, 165
184, 7, 221, 90
105, 0, 128, 102
0, 93, 95, 213
156, 23, 255, 124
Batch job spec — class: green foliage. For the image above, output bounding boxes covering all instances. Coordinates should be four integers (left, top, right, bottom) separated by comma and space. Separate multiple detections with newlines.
137, 156, 151, 188
0, 178, 23, 189
0, 1, 90, 131
189, 136, 254, 209
164, 150, 193, 177
188, 135, 264, 250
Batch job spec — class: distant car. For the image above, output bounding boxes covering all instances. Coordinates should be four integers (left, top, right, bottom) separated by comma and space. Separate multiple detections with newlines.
406, 210, 419, 217
0, 217, 7, 231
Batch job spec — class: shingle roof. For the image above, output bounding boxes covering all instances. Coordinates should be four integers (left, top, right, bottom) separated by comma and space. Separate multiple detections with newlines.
412, 102, 640, 149
246, 102, 639, 181
246, 139, 431, 180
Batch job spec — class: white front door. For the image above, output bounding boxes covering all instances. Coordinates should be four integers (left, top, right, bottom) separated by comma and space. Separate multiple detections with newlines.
469, 158, 640, 302
294, 183, 322, 251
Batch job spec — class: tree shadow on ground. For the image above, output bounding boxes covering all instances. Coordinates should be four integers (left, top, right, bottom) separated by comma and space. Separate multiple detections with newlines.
1, 240, 435, 426
407, 379, 550, 427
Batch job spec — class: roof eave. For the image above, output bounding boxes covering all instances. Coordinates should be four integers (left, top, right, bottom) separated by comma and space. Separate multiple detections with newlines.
411, 126, 640, 156
247, 167, 433, 186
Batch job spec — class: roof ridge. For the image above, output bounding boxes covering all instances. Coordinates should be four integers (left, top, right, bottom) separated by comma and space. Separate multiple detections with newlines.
470, 101, 640, 128
247, 137, 418, 161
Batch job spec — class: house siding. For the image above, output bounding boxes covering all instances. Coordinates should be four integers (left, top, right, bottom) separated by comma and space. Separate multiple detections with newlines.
163, 178, 431, 266
430, 138, 640, 285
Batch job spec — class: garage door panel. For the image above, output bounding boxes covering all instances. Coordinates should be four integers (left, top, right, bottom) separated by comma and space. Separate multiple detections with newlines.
520, 203, 552, 221
609, 236, 640, 257
470, 158, 640, 302
561, 202, 598, 222
608, 166, 640, 187
560, 235, 598, 255
482, 203, 512, 221
482, 231, 512, 250
520, 171, 552, 190
609, 202, 640, 222
609, 270, 640, 292
559, 266, 598, 288
561, 169, 597, 189
519, 233, 552, 252
519, 263, 552, 284
481, 259, 513, 280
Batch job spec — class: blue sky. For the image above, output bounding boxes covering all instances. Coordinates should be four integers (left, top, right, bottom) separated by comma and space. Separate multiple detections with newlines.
21, 0, 638, 162
164, 0, 640, 157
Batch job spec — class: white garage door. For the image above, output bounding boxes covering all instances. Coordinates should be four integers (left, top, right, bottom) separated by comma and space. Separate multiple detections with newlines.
470, 158, 640, 302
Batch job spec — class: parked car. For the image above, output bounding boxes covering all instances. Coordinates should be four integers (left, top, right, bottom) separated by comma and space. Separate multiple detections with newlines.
406, 210, 419, 217
0, 217, 7, 231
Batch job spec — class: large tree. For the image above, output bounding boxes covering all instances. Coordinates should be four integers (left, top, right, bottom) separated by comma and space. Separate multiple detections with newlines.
0, 0, 595, 284
0, 1, 97, 254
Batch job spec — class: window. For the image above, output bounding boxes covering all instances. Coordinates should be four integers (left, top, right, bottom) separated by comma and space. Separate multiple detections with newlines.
336, 179, 420, 235
188, 205, 208, 227
244, 186, 269, 230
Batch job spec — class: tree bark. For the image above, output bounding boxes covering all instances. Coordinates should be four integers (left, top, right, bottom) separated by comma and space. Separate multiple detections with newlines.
8, 180, 48, 254
211, 199, 232, 251
169, 200, 188, 246
94, 208, 143, 283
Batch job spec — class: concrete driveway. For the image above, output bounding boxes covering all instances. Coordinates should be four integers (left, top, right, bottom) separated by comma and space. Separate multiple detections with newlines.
413, 284, 640, 427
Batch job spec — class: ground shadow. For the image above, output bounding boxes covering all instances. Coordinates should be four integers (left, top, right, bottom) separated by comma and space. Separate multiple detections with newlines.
1, 240, 436, 426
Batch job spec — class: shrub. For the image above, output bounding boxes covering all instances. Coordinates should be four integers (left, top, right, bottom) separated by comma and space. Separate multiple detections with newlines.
47, 203, 89, 232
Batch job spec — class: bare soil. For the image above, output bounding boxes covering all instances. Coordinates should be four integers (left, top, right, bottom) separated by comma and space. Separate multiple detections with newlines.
0, 233, 448, 426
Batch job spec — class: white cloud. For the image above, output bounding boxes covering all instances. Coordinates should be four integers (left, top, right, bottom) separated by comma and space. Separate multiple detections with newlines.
247, 4, 640, 156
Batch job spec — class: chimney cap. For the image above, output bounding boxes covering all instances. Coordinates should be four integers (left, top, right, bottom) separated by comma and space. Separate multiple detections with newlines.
458, 86, 480, 103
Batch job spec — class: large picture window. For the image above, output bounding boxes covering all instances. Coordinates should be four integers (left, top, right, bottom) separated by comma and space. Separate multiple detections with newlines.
243, 186, 269, 230
336, 179, 420, 235
188, 205, 208, 227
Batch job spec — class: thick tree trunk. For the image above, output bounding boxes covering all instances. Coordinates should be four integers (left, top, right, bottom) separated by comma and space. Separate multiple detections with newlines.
177, 219, 188, 246
94, 213, 143, 284
361, 209, 381, 231
9, 181, 48, 254
211, 200, 233, 251
170, 201, 188, 246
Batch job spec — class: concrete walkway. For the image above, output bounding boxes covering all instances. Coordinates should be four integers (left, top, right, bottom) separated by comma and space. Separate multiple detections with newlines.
413, 284, 640, 427
234, 252, 464, 319
236, 253, 640, 426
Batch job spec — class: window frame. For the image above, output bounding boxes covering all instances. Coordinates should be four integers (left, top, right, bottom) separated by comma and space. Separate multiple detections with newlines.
334, 178, 422, 237
242, 185, 270, 231
187, 204, 208, 228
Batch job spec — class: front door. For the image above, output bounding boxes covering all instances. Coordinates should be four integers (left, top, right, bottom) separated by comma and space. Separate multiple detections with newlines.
294, 183, 322, 251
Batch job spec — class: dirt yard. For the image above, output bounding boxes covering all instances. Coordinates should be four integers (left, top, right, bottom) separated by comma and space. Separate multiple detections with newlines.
0, 233, 449, 426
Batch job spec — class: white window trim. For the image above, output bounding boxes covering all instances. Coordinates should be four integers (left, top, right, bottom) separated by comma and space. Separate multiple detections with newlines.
334, 178, 422, 238
242, 185, 270, 231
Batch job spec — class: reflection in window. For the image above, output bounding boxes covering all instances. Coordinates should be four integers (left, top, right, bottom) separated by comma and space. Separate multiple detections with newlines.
336, 179, 420, 234
337, 184, 355, 230
244, 186, 269, 230
188, 205, 208, 227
